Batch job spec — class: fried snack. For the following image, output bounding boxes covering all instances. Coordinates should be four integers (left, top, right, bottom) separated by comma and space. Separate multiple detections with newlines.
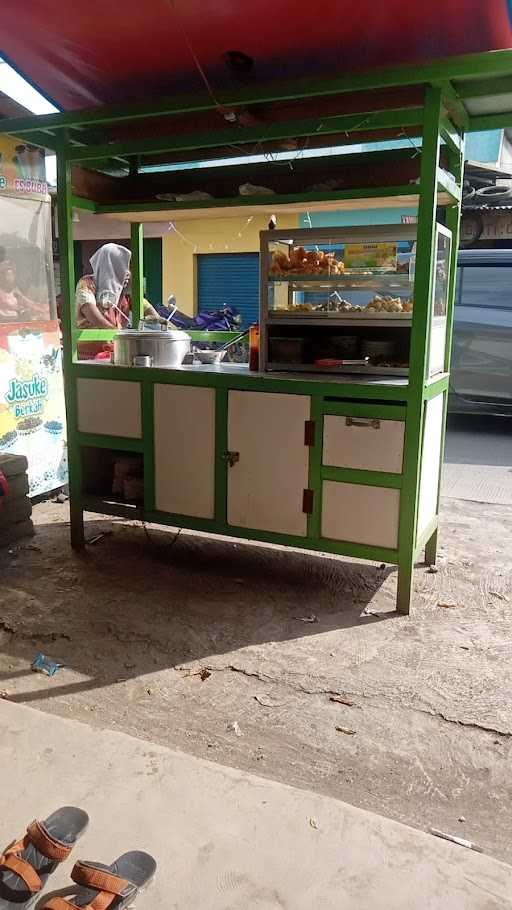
271, 245, 344, 276
270, 250, 290, 274
366, 294, 406, 313
289, 246, 306, 270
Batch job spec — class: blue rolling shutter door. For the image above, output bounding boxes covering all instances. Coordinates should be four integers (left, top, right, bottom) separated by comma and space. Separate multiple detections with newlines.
197, 253, 259, 329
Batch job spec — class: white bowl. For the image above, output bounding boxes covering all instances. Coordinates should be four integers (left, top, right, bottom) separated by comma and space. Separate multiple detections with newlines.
195, 349, 227, 364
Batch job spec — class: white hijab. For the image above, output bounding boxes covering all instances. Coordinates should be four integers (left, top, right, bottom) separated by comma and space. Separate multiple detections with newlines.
90, 243, 131, 308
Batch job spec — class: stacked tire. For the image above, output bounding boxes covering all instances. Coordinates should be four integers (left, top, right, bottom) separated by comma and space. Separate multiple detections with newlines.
0, 453, 34, 547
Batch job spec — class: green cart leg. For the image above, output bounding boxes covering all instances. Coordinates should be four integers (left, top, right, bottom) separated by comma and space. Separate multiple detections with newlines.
70, 502, 85, 549
424, 527, 438, 566
397, 555, 414, 615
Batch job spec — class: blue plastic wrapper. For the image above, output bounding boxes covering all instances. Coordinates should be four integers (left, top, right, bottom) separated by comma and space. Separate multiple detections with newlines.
31, 653, 65, 677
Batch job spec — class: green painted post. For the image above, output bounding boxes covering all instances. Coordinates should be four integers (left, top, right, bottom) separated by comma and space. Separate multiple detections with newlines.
396, 86, 443, 614
130, 222, 144, 326
214, 389, 228, 524
142, 381, 155, 511
307, 395, 324, 541
56, 153, 84, 548
425, 132, 465, 566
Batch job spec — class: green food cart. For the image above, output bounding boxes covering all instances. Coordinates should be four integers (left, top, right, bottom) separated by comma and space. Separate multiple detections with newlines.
2, 48, 512, 613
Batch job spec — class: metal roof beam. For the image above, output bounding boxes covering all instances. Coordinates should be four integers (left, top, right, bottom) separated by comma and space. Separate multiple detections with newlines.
469, 112, 512, 131
0, 49, 512, 138
431, 80, 469, 132
437, 167, 461, 202
439, 115, 463, 155
2, 128, 61, 150
64, 107, 423, 164
456, 74, 512, 99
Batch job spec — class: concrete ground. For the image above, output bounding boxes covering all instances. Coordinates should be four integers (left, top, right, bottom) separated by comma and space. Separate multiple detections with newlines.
443, 414, 512, 505
1, 414, 512, 877
2, 698, 512, 909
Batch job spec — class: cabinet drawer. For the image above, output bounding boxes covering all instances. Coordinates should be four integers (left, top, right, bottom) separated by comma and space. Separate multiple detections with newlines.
321, 481, 400, 549
77, 378, 141, 438
323, 414, 404, 474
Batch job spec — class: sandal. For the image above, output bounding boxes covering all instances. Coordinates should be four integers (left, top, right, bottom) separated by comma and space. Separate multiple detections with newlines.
0, 807, 89, 909
43, 852, 156, 910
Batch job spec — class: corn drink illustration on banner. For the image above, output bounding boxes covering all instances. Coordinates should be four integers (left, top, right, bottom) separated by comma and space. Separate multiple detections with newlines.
0, 135, 67, 496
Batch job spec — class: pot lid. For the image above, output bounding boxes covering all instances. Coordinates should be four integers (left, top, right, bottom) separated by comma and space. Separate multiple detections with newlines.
115, 328, 190, 341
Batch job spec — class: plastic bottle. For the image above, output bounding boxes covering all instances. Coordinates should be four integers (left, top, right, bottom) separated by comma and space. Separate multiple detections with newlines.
249, 323, 260, 371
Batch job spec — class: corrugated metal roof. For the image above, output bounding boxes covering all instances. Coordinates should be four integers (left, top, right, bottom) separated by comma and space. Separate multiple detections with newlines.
466, 160, 512, 179
464, 204, 512, 210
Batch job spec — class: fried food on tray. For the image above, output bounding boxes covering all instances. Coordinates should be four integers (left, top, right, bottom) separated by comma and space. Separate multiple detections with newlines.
270, 246, 345, 276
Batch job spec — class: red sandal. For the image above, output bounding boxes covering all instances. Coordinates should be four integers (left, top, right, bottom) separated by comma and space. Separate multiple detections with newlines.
0, 808, 89, 909
43, 852, 156, 910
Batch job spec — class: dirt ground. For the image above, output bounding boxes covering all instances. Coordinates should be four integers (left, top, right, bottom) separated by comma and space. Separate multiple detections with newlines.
1, 496, 512, 863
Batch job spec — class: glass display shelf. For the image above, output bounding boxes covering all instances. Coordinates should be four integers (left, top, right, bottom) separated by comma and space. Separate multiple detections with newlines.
267, 272, 412, 286
266, 362, 409, 376
267, 277, 414, 321
260, 224, 419, 375
267, 312, 413, 322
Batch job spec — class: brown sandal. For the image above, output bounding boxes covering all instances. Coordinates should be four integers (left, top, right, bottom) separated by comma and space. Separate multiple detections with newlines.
0, 808, 89, 909
43, 853, 156, 910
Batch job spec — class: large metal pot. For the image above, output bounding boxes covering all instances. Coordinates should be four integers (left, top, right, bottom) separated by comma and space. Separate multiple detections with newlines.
113, 325, 190, 368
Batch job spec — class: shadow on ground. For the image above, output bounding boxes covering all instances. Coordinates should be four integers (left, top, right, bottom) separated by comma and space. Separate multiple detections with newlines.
1, 500, 512, 866
0, 514, 396, 705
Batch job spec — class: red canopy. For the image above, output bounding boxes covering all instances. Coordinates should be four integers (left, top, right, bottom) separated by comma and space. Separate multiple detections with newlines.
3, 0, 512, 110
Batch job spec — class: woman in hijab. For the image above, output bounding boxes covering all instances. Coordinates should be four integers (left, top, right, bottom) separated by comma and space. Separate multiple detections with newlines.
75, 243, 160, 358
76, 243, 133, 329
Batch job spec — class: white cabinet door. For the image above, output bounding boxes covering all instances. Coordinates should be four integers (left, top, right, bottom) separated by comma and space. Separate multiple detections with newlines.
77, 378, 141, 438
227, 390, 310, 536
154, 385, 215, 519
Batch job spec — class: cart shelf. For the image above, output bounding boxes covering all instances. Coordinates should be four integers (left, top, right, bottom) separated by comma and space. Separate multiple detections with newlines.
268, 273, 413, 287
267, 313, 413, 325
266, 362, 409, 376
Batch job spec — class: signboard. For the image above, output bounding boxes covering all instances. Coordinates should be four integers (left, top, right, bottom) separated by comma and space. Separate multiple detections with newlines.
0, 134, 48, 196
460, 211, 512, 246
344, 241, 397, 270
0, 322, 67, 496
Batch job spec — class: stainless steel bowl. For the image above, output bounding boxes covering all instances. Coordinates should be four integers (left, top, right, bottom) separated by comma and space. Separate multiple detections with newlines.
113, 326, 190, 368
194, 349, 227, 364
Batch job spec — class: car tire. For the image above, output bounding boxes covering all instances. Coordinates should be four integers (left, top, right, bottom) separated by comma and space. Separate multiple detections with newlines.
475, 185, 512, 203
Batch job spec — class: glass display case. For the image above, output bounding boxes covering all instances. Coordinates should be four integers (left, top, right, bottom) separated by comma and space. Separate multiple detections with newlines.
428, 225, 451, 377
260, 225, 419, 375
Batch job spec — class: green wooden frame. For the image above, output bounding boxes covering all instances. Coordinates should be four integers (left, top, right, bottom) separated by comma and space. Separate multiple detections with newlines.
11, 50, 508, 614
2, 47, 512, 150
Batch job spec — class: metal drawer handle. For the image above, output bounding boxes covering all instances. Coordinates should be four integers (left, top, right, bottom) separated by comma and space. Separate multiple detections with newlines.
223, 450, 240, 467
345, 417, 380, 429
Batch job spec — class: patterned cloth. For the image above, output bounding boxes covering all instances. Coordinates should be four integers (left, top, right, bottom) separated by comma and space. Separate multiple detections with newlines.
75, 275, 131, 328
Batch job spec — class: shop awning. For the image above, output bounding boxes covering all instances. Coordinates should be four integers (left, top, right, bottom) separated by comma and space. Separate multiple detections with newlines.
2, 0, 512, 110
2, 0, 512, 206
